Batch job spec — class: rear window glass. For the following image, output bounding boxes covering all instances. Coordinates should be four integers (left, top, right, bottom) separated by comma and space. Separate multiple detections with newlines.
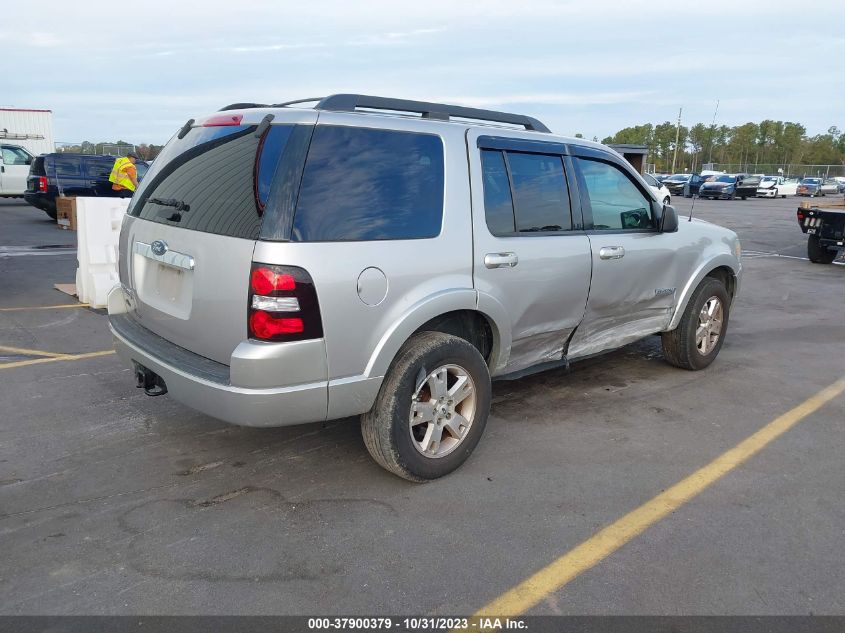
129, 125, 294, 240
30, 156, 46, 176
291, 126, 444, 242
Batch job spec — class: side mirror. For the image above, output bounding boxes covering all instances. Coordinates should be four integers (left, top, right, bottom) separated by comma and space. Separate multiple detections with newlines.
654, 202, 678, 233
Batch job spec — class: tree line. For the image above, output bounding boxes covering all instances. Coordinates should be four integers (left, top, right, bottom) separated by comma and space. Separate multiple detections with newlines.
57, 141, 164, 160
599, 120, 845, 174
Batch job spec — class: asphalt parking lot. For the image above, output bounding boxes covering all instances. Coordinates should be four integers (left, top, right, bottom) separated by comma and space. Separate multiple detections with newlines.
1, 195, 844, 616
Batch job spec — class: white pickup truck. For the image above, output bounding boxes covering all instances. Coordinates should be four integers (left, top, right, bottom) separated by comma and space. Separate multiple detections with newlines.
0, 144, 35, 198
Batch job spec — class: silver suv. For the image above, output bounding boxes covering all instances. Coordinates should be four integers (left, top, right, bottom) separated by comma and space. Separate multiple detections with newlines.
108, 94, 742, 481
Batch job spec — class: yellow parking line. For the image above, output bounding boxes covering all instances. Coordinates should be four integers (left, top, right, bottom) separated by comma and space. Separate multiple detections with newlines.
0, 345, 70, 359
0, 350, 115, 370
0, 303, 89, 312
475, 375, 845, 618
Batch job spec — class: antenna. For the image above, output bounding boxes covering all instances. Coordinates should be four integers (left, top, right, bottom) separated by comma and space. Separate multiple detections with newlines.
706, 100, 720, 165
671, 107, 682, 173
688, 190, 697, 222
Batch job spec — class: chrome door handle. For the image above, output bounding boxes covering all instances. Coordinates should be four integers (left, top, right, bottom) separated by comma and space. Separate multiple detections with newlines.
484, 252, 519, 269
599, 246, 625, 260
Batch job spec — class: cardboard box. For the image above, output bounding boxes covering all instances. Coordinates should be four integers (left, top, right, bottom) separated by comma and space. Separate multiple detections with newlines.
56, 196, 77, 231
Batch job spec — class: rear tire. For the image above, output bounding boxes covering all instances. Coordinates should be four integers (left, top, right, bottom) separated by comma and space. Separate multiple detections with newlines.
361, 332, 492, 481
662, 277, 730, 371
807, 235, 837, 264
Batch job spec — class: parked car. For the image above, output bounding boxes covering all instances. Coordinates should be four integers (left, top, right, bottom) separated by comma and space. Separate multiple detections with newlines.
820, 179, 841, 195
698, 174, 757, 200
642, 172, 671, 204
832, 176, 845, 193
797, 177, 824, 197
107, 94, 741, 481
0, 143, 35, 198
756, 176, 798, 198
662, 173, 690, 197
24, 153, 150, 218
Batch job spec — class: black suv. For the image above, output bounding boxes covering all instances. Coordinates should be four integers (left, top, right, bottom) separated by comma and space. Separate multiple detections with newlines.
24, 153, 149, 218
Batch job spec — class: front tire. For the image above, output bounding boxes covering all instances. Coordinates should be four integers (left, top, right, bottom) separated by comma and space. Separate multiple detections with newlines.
361, 332, 492, 481
662, 277, 730, 370
807, 235, 837, 264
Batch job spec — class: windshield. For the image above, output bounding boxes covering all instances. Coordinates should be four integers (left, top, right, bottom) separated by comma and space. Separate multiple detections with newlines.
743, 177, 761, 185
802, 178, 821, 184
761, 176, 777, 182
715, 175, 735, 183
666, 174, 690, 181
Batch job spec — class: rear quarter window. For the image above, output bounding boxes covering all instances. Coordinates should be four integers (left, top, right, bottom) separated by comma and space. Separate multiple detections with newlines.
290, 126, 444, 242
52, 157, 82, 177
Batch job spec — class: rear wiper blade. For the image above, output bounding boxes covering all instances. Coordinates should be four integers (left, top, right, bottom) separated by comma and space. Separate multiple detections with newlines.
148, 197, 190, 212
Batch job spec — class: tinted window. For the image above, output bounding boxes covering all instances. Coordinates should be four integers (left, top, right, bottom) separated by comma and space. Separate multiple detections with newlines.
291, 126, 444, 242
129, 125, 294, 239
480, 150, 515, 235
507, 153, 571, 232
84, 157, 114, 179
577, 158, 653, 230
52, 157, 82, 177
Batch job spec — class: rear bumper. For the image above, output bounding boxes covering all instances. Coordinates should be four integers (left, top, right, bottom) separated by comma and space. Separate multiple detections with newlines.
23, 192, 54, 212
108, 294, 329, 428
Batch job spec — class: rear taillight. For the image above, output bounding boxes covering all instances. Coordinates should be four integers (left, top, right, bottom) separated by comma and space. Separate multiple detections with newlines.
247, 263, 323, 342
38, 176, 48, 192
797, 210, 805, 221
201, 113, 244, 127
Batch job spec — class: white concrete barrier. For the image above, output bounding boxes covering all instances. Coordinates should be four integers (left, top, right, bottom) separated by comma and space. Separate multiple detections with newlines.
74, 197, 129, 308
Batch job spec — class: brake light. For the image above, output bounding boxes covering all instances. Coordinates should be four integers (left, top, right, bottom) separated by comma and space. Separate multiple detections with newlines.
797, 210, 805, 221
249, 312, 304, 338
38, 176, 48, 192
247, 263, 323, 342
251, 267, 296, 294
201, 113, 244, 127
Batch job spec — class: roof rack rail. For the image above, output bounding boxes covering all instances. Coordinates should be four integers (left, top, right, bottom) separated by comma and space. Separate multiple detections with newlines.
314, 94, 551, 133
271, 97, 324, 108
218, 102, 269, 111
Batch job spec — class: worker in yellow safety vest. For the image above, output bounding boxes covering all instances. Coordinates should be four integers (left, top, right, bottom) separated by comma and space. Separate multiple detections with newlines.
109, 152, 139, 198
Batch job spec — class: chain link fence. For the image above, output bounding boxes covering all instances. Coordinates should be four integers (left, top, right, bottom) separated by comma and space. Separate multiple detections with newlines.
54, 142, 137, 156
701, 163, 844, 178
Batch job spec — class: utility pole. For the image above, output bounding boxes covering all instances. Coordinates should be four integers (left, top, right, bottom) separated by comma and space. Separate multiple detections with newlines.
707, 100, 720, 166
671, 107, 682, 173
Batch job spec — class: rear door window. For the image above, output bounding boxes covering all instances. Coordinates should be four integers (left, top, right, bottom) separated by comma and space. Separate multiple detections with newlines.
290, 125, 444, 242
507, 152, 571, 232
480, 149, 572, 235
129, 124, 296, 240
84, 157, 114, 180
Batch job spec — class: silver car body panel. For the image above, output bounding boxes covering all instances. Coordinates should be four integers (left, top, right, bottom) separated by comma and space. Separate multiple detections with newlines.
466, 127, 592, 374
109, 104, 742, 428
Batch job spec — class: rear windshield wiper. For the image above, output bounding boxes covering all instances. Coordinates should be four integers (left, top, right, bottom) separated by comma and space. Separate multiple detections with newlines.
148, 197, 191, 212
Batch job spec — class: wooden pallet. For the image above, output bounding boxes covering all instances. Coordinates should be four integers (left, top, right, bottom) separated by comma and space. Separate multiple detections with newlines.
799, 197, 845, 210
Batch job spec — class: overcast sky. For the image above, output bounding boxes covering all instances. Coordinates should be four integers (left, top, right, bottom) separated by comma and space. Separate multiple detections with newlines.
3, 0, 843, 145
